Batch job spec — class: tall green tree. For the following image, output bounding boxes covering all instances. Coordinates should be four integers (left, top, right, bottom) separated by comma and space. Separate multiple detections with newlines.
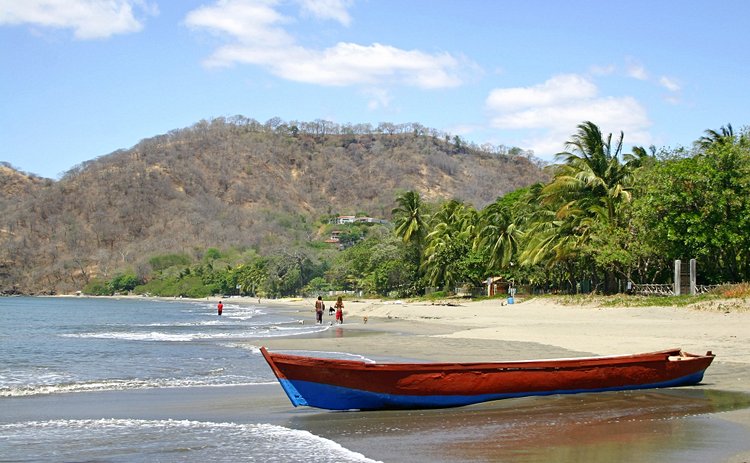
392, 191, 428, 246
633, 125, 750, 283
475, 192, 524, 271
697, 123, 735, 150
524, 122, 648, 292
422, 200, 480, 289
391, 190, 430, 292
544, 121, 645, 225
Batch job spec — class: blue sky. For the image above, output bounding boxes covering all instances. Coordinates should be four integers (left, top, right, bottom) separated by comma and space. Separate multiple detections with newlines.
2, 0, 748, 179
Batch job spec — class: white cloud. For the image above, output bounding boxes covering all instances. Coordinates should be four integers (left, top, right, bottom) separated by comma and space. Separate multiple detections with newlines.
278, 42, 463, 87
627, 65, 648, 80
659, 75, 681, 92
297, 0, 351, 26
590, 59, 684, 97
363, 87, 391, 110
0, 0, 156, 39
185, 0, 468, 89
589, 63, 616, 76
485, 74, 652, 159
486, 74, 597, 112
185, 0, 293, 47
490, 95, 648, 132
625, 57, 648, 80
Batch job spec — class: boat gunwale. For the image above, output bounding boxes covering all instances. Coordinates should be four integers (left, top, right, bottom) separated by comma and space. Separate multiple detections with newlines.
261, 347, 713, 374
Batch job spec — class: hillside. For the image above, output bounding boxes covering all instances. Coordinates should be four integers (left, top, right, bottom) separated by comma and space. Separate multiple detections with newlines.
0, 117, 547, 294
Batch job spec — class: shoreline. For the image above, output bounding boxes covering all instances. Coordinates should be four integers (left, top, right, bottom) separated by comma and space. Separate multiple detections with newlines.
255, 295, 750, 361
55, 291, 750, 369
7, 294, 750, 462
74, 292, 750, 367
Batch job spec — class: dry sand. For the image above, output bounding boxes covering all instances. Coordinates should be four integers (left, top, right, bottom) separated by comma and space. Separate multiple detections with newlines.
256, 295, 749, 368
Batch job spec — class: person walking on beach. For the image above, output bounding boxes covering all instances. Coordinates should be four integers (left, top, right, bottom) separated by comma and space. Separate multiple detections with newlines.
334, 296, 344, 324
314, 296, 324, 324
217, 300, 223, 316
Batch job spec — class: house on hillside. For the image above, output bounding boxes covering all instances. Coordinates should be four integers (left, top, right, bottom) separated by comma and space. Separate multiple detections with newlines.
324, 215, 390, 250
333, 215, 389, 225
354, 216, 389, 224
324, 230, 342, 243
336, 215, 356, 224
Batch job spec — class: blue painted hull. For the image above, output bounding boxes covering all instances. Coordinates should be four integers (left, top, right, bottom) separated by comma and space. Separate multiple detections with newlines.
278, 370, 707, 410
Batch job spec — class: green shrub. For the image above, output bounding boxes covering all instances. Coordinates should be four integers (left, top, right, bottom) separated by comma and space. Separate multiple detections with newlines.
83, 279, 112, 296
110, 272, 141, 293
425, 290, 448, 300
135, 275, 213, 298
204, 248, 222, 261
149, 253, 192, 272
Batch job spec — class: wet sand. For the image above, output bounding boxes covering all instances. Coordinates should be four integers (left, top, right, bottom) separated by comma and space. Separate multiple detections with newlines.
5, 378, 749, 462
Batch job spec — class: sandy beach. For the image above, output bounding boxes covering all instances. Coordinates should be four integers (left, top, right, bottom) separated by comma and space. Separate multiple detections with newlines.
256, 295, 749, 375
4, 295, 750, 462
250, 294, 750, 462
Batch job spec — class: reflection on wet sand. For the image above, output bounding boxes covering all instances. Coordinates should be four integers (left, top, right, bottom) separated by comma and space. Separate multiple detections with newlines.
290, 388, 750, 463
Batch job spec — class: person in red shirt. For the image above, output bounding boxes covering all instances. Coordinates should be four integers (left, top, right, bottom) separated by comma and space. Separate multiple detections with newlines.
217, 301, 223, 316
334, 296, 344, 324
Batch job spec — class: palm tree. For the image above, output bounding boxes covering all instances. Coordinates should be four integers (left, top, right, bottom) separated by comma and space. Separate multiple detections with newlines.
519, 192, 588, 267
475, 200, 522, 270
391, 191, 428, 247
392, 191, 429, 291
697, 123, 734, 150
422, 200, 477, 289
529, 122, 649, 293
544, 121, 645, 226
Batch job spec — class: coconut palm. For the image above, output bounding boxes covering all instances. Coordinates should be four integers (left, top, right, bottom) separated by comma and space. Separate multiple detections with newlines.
391, 191, 428, 247
422, 200, 477, 289
523, 122, 650, 292
697, 123, 735, 150
544, 121, 644, 226
518, 185, 590, 267
475, 200, 522, 270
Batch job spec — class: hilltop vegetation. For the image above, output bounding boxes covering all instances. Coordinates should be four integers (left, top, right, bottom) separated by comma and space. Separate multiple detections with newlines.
4, 118, 747, 299
89, 121, 749, 300
0, 116, 545, 294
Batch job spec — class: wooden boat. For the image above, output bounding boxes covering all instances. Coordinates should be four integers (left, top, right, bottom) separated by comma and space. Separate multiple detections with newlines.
260, 347, 714, 411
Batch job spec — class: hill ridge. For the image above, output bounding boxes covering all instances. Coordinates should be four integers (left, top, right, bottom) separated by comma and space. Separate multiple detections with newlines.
0, 116, 547, 294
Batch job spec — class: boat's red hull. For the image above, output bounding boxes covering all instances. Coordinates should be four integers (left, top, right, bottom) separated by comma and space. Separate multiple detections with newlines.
261, 347, 714, 411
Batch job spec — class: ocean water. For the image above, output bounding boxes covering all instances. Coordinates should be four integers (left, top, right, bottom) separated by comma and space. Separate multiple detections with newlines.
0, 297, 330, 397
0, 297, 378, 462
